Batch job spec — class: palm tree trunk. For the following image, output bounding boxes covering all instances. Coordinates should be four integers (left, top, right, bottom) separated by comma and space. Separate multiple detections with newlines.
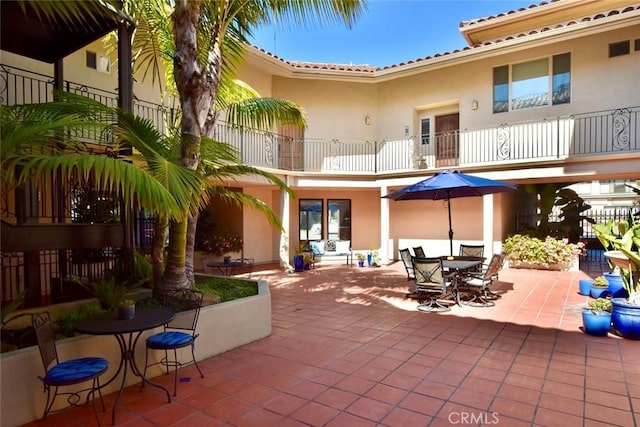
164, 1, 223, 288
185, 215, 197, 285
151, 214, 168, 287
160, 219, 190, 293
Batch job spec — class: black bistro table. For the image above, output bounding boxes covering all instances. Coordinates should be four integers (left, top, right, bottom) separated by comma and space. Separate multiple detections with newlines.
206, 258, 253, 276
441, 256, 485, 305
75, 307, 175, 425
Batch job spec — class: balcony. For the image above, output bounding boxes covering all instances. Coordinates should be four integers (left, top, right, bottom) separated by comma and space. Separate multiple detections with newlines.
2, 64, 639, 175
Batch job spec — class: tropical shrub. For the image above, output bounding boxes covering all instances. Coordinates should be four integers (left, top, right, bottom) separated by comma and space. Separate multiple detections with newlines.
503, 234, 584, 269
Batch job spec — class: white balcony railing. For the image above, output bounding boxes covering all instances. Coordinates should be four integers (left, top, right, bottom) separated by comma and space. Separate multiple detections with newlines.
2, 64, 638, 175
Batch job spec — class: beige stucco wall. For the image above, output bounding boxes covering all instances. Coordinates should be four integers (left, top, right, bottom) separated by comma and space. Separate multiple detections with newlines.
272, 77, 378, 142
240, 27, 640, 146
242, 185, 281, 264
290, 187, 381, 253
0, 280, 271, 427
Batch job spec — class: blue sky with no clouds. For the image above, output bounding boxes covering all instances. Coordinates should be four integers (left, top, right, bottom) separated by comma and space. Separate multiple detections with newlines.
249, 0, 532, 67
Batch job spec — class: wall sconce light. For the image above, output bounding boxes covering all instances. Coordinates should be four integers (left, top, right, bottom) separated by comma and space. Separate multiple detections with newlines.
364, 115, 371, 125
471, 100, 479, 110
404, 125, 409, 136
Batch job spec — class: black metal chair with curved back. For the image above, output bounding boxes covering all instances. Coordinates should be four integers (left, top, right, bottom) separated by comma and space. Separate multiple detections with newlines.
399, 248, 415, 282
143, 289, 205, 396
32, 311, 108, 425
412, 246, 426, 258
412, 257, 454, 312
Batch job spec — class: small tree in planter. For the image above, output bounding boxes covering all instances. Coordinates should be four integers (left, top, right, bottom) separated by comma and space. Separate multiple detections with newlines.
594, 217, 640, 339
582, 298, 612, 336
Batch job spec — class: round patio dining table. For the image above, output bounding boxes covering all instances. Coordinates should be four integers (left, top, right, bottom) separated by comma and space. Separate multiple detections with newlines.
441, 256, 485, 305
75, 308, 175, 425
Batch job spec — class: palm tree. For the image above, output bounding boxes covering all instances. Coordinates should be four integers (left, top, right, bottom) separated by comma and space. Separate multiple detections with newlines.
124, 0, 366, 290
17, 0, 367, 291
1, 93, 202, 223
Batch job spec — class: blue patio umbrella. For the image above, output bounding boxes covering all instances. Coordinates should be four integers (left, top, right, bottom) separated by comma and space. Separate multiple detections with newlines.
384, 170, 518, 255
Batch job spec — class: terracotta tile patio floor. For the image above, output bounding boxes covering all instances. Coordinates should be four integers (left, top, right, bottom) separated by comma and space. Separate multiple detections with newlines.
25, 261, 640, 426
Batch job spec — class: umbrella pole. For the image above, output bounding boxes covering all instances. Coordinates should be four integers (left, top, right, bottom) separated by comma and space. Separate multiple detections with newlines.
447, 193, 453, 256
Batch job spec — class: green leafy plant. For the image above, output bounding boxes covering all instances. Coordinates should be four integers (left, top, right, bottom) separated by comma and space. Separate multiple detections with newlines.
72, 273, 140, 311
587, 298, 612, 314
592, 217, 640, 305
502, 234, 584, 269
0, 290, 27, 328
592, 276, 608, 288
355, 252, 366, 261
56, 303, 105, 339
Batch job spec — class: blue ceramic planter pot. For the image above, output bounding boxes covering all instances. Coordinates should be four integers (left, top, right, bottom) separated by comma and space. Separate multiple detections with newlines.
581, 309, 611, 336
293, 255, 305, 272
590, 286, 609, 299
579, 279, 593, 296
604, 272, 628, 298
611, 298, 640, 340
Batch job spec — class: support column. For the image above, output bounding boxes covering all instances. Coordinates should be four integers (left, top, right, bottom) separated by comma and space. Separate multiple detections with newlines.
279, 179, 293, 272
380, 185, 391, 264
483, 194, 494, 255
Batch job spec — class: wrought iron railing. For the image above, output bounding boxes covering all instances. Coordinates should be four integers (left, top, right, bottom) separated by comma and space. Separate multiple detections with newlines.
2, 64, 639, 176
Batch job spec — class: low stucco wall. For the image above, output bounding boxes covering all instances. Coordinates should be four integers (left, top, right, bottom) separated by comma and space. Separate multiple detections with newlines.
0, 279, 271, 427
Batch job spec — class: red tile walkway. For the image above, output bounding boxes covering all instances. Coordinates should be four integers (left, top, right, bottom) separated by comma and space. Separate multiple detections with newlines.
24, 261, 640, 426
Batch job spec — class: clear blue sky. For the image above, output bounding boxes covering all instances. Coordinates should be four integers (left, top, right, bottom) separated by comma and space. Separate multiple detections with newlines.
249, 0, 532, 67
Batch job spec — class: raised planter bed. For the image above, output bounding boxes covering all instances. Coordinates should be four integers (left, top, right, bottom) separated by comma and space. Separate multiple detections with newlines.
0, 278, 271, 427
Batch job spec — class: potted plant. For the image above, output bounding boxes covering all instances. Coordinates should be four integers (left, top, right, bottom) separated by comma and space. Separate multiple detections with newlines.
578, 277, 593, 296
593, 219, 628, 298
593, 218, 640, 339
303, 252, 314, 270
355, 252, 366, 267
293, 242, 307, 272
582, 297, 612, 336
590, 275, 610, 299
118, 299, 136, 320
71, 270, 142, 312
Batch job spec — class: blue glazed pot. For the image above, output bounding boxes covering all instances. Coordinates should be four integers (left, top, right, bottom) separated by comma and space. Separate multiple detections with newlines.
579, 279, 593, 296
582, 309, 611, 336
604, 272, 628, 298
293, 254, 305, 272
611, 298, 640, 340
590, 286, 609, 299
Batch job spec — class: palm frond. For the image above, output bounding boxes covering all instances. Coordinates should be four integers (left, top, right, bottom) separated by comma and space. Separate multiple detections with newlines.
3, 153, 199, 219
224, 97, 307, 131
206, 186, 285, 230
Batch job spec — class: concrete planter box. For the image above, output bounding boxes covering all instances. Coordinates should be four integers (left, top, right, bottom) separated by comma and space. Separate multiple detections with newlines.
0, 278, 270, 427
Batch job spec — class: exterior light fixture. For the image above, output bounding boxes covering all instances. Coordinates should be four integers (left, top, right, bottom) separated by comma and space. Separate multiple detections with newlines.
471, 100, 479, 110
364, 115, 371, 125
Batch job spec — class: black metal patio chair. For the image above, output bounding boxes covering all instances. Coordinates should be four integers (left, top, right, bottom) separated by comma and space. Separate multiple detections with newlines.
399, 248, 415, 282
412, 257, 455, 312
458, 253, 506, 306
32, 311, 108, 425
143, 289, 205, 396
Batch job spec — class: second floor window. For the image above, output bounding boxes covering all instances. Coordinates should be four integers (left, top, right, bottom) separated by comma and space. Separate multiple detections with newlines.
493, 52, 570, 113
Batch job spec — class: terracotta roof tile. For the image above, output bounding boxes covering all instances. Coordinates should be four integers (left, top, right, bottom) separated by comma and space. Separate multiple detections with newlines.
253, 2, 639, 74
459, 0, 560, 29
